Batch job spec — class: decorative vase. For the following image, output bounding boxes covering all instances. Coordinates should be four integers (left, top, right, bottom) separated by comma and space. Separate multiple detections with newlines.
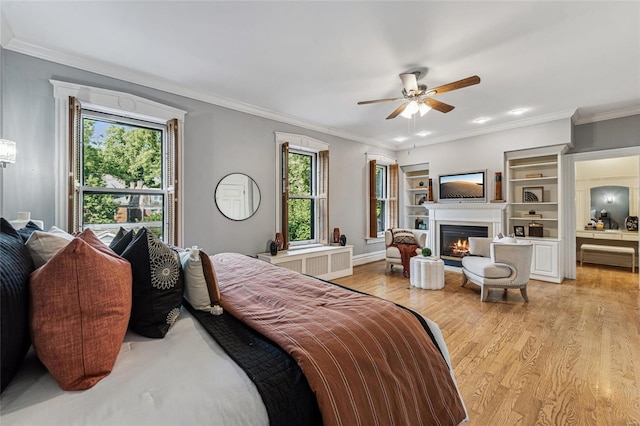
494, 172, 502, 201
333, 227, 340, 244
339, 234, 347, 246
269, 241, 278, 256
427, 178, 433, 202
275, 232, 284, 250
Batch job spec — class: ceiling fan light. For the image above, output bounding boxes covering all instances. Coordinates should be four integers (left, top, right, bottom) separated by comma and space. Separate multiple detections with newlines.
403, 100, 420, 117
418, 103, 432, 116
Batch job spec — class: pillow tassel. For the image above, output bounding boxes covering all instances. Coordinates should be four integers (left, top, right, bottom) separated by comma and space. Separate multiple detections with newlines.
209, 305, 223, 316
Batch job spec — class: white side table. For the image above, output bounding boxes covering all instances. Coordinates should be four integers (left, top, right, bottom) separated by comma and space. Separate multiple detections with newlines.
410, 256, 445, 290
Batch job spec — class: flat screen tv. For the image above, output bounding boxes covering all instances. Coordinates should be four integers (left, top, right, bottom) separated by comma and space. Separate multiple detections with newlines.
438, 170, 486, 202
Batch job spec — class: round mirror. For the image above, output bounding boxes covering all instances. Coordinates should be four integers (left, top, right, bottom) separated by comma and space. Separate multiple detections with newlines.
215, 173, 261, 221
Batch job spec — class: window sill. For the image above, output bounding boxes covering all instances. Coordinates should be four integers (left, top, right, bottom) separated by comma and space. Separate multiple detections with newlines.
365, 236, 385, 245
288, 243, 324, 251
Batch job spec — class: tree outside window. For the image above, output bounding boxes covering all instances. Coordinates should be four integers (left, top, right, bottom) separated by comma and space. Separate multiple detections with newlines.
288, 151, 316, 242
376, 165, 388, 234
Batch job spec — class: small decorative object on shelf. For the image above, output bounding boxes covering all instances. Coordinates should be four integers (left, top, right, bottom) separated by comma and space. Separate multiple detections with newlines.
421, 247, 432, 257
525, 173, 543, 178
415, 218, 423, 229
514, 226, 525, 237
418, 181, 424, 187
275, 232, 284, 250
523, 186, 544, 202
333, 228, 340, 244
625, 216, 638, 231
339, 234, 347, 246
427, 178, 434, 202
269, 241, 278, 256
528, 222, 543, 237
493, 172, 503, 201
596, 220, 605, 230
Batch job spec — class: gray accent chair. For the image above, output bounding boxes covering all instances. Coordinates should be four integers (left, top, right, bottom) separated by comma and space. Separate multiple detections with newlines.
461, 237, 533, 302
384, 229, 426, 273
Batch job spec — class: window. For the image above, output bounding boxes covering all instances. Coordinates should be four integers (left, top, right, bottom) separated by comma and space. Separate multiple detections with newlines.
375, 164, 387, 235
368, 158, 398, 238
79, 110, 168, 239
276, 132, 329, 250
288, 150, 316, 243
52, 80, 185, 245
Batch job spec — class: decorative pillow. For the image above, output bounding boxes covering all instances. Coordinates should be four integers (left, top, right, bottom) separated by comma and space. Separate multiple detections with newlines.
25, 227, 74, 268
29, 228, 132, 391
109, 227, 134, 255
121, 228, 184, 338
17, 221, 44, 243
392, 228, 418, 245
180, 248, 223, 315
0, 218, 35, 393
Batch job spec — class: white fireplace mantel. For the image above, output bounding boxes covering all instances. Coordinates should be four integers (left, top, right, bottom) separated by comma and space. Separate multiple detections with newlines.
424, 202, 507, 258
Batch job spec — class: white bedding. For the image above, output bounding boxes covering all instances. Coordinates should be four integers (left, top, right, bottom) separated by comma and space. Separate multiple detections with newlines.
1, 310, 467, 425
0, 309, 269, 426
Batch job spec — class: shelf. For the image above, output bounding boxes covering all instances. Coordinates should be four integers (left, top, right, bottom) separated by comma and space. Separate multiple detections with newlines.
406, 173, 430, 179
408, 214, 428, 218
510, 202, 558, 206
406, 188, 429, 192
509, 161, 557, 169
510, 176, 557, 182
510, 217, 558, 222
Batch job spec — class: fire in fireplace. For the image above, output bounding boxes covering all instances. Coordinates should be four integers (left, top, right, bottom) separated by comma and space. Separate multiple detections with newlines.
440, 225, 488, 266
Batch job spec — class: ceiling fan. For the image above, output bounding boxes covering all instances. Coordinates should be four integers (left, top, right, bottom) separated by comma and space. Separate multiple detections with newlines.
357, 72, 481, 119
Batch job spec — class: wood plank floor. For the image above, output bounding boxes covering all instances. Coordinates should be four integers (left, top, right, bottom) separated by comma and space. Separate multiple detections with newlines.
333, 262, 640, 425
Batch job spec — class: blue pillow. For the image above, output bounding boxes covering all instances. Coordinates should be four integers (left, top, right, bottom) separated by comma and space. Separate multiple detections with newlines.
0, 218, 35, 392
17, 220, 44, 243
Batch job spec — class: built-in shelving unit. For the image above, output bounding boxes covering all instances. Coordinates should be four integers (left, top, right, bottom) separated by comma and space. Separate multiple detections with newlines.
401, 164, 429, 232
505, 145, 569, 283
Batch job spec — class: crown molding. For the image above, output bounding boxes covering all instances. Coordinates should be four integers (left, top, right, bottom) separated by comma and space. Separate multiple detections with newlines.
2, 37, 394, 150
394, 109, 577, 151
572, 105, 640, 125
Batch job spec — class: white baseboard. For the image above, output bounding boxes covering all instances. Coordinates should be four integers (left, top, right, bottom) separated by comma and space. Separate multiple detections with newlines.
353, 250, 385, 266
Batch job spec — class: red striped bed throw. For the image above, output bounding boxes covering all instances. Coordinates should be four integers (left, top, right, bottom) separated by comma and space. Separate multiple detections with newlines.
213, 253, 466, 426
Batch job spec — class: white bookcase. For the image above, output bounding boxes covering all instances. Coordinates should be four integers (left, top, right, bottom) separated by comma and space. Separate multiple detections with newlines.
401, 164, 430, 232
506, 145, 569, 283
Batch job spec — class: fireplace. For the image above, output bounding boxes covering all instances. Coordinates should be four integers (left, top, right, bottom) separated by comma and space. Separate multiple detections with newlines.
440, 225, 488, 266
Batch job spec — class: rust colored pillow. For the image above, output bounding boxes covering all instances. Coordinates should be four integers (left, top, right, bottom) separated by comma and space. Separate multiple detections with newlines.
29, 229, 132, 391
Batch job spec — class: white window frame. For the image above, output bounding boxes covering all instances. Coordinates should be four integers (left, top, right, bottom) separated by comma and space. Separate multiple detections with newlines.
366, 153, 396, 243
51, 80, 186, 245
274, 132, 329, 249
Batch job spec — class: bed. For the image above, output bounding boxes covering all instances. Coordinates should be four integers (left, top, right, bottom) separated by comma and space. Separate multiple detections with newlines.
1, 249, 468, 425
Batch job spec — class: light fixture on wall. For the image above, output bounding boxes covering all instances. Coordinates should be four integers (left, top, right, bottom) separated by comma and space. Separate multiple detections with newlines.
0, 139, 17, 167
606, 196, 614, 203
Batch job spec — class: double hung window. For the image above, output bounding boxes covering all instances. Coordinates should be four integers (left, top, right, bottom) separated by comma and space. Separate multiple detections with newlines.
369, 159, 398, 238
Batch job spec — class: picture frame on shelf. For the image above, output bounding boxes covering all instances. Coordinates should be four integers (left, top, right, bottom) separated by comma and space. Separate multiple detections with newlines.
415, 194, 426, 205
514, 225, 525, 237
522, 186, 543, 202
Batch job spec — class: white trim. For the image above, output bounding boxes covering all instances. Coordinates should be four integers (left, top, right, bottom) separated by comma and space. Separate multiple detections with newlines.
564, 146, 640, 285
572, 106, 640, 125
366, 153, 396, 165
353, 250, 385, 266
50, 81, 185, 245
365, 237, 385, 245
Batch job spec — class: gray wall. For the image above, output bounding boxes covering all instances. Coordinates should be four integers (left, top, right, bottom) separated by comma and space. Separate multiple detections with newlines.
0, 49, 392, 257
571, 114, 640, 153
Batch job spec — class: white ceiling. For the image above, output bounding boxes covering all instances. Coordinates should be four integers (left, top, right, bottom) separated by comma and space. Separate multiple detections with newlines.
1, 1, 639, 151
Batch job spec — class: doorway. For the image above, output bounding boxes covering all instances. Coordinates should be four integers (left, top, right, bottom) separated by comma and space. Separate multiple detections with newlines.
565, 148, 640, 286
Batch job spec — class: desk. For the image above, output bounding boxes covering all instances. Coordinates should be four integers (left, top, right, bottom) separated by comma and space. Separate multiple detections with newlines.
410, 257, 445, 290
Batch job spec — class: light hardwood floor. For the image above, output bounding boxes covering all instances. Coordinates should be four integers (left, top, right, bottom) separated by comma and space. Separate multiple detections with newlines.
333, 262, 640, 425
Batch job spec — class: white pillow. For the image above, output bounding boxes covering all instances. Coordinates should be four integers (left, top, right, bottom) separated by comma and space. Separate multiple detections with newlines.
180, 248, 223, 315
26, 228, 74, 268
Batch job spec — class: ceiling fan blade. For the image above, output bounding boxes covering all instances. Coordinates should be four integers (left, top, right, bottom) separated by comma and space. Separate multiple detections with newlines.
357, 97, 403, 105
399, 72, 419, 93
424, 98, 455, 113
386, 103, 408, 119
429, 75, 481, 96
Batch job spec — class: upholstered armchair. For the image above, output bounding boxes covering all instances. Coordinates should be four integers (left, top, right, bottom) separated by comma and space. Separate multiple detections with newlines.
461, 237, 533, 302
385, 228, 426, 273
